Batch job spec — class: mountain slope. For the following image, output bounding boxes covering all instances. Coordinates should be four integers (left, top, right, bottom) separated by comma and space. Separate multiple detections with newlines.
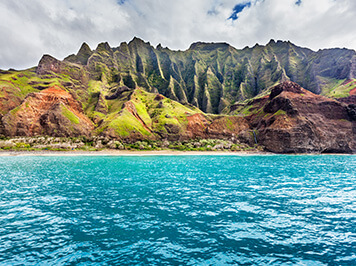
242, 82, 356, 153
61, 38, 356, 114
86, 87, 251, 142
0, 39, 356, 153
2, 86, 94, 137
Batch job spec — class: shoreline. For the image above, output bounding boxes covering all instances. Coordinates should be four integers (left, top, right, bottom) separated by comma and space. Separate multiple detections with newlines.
0, 149, 353, 156
0, 149, 269, 156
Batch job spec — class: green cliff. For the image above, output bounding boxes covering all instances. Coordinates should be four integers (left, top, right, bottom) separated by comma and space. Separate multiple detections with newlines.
0, 38, 356, 153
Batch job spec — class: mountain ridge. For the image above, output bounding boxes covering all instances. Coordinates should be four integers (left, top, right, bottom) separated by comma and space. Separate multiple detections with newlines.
59, 37, 356, 112
0, 38, 356, 153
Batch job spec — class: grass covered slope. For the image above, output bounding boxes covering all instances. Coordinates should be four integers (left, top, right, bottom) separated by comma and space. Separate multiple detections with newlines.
83, 86, 251, 142
324, 79, 356, 98
0, 39, 355, 153
5, 39, 354, 114
91, 88, 201, 140
67, 38, 356, 113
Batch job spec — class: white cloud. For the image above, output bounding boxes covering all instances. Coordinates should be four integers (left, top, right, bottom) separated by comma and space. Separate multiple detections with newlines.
0, 0, 355, 69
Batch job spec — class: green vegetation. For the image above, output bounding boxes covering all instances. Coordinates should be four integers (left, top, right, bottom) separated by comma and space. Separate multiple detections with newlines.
274, 109, 287, 116
225, 117, 234, 130
325, 79, 356, 98
0, 136, 262, 152
0, 38, 355, 149
9, 105, 20, 114
61, 105, 80, 124
107, 108, 152, 137
88, 80, 105, 93
93, 87, 201, 138
239, 104, 265, 117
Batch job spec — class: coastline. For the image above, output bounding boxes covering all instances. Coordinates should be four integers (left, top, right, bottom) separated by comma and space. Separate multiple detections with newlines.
0, 149, 271, 157
0, 149, 353, 156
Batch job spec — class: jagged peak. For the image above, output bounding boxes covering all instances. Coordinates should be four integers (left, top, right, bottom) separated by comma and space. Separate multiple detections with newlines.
96, 42, 111, 52
265, 39, 311, 54
38, 54, 59, 63
119, 41, 128, 47
265, 39, 291, 47
241, 40, 292, 50
156, 43, 170, 51
131, 36, 144, 42
128, 37, 151, 47
77, 42, 92, 55
269, 81, 305, 100
253, 43, 261, 48
36, 55, 62, 75
117, 41, 129, 51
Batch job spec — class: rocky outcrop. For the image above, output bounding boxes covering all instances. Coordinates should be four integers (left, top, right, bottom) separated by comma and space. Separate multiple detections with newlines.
36, 54, 89, 84
246, 82, 356, 153
36, 55, 64, 75
184, 114, 250, 141
94, 92, 108, 114
2, 86, 94, 137
337, 95, 356, 105
64, 42, 93, 65
105, 86, 132, 100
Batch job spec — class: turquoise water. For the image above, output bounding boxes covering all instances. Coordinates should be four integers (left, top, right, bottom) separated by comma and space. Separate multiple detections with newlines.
0, 155, 355, 265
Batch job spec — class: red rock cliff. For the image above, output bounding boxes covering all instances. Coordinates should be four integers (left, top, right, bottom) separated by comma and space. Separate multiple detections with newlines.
2, 86, 94, 137
247, 82, 356, 153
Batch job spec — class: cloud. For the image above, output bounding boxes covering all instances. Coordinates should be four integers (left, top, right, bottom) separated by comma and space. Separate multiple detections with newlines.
0, 0, 130, 69
0, 0, 356, 69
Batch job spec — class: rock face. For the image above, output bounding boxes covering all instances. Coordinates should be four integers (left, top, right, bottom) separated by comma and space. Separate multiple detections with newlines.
185, 114, 250, 140
2, 86, 94, 137
246, 82, 356, 153
64, 42, 93, 65
36, 55, 63, 75
2, 39, 356, 153
64, 38, 356, 113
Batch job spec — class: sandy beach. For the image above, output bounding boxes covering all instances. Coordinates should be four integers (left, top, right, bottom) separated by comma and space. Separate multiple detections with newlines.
0, 149, 270, 157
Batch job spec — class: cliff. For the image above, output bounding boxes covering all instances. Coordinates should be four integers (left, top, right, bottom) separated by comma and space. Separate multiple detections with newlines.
0, 38, 355, 153
63, 38, 356, 113
2, 86, 94, 137
242, 82, 356, 153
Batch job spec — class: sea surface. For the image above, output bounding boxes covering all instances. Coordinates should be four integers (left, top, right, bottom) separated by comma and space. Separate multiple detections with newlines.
0, 155, 355, 265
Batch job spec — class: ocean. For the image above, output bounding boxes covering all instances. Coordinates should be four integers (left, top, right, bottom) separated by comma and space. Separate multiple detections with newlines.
0, 155, 355, 265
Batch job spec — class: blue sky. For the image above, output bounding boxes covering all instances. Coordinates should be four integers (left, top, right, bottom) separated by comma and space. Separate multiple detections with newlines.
229, 2, 252, 20
1, 0, 356, 69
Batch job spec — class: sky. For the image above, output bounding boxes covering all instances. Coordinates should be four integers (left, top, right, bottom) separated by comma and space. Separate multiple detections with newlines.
1, 0, 356, 70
